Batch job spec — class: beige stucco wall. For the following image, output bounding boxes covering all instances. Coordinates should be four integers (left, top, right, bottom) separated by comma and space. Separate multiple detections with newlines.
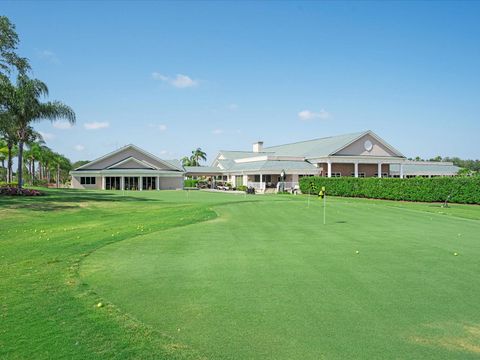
81, 148, 173, 170
335, 134, 399, 157
71, 176, 102, 190
159, 176, 183, 190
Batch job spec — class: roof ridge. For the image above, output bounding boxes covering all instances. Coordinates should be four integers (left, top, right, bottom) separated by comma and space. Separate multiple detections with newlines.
263, 131, 368, 149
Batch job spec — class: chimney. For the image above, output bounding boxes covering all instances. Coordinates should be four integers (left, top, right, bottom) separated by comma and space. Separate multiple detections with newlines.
253, 141, 263, 153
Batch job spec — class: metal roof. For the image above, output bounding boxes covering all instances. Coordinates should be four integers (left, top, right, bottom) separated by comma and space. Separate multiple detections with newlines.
390, 162, 460, 175
264, 131, 367, 158
226, 160, 317, 173
184, 166, 223, 174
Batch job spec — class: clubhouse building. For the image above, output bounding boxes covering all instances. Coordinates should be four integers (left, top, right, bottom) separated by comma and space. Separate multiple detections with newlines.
70, 130, 460, 191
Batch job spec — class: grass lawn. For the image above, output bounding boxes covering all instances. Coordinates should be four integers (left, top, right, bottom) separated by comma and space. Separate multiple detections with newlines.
1, 189, 480, 359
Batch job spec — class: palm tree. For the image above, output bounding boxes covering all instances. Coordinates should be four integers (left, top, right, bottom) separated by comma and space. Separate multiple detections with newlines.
191, 148, 207, 166
3, 75, 75, 188
50, 152, 71, 188
0, 139, 6, 181
24, 136, 46, 185
181, 156, 193, 167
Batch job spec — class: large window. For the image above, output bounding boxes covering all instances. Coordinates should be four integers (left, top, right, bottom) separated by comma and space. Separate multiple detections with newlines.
142, 177, 157, 190
80, 177, 96, 185
124, 177, 139, 190
105, 177, 121, 190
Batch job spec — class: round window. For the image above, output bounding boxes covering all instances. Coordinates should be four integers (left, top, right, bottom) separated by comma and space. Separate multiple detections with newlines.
364, 140, 373, 151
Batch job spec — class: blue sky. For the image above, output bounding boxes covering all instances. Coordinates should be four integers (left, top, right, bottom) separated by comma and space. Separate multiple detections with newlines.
3, 1, 480, 162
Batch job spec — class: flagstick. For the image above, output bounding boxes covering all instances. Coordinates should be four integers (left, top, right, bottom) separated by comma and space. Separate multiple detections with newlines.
323, 194, 326, 225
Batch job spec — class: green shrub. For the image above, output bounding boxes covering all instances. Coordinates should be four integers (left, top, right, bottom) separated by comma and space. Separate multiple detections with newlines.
299, 176, 480, 204
236, 185, 247, 192
0, 181, 18, 187
184, 179, 199, 188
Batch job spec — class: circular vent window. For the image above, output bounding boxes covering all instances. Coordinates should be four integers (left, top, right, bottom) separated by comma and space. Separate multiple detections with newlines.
364, 140, 373, 152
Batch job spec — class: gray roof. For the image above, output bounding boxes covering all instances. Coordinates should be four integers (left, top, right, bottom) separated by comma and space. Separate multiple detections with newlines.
184, 166, 222, 174
264, 131, 366, 158
390, 162, 460, 175
224, 160, 317, 173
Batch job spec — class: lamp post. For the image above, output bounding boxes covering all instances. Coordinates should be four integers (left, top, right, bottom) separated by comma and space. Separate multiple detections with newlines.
280, 169, 285, 193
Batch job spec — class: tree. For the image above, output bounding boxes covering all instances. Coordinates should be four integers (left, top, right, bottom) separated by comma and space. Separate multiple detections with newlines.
50, 152, 71, 187
71, 160, 89, 170
191, 148, 207, 166
0, 138, 6, 181
3, 75, 75, 188
181, 156, 193, 167
0, 16, 30, 76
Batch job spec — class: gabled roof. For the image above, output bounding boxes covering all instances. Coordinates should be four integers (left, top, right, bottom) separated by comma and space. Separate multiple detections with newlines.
74, 144, 184, 172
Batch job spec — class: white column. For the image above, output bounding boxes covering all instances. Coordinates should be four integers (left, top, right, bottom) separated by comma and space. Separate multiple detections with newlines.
354, 162, 359, 178
243, 174, 248, 186
400, 164, 404, 179
378, 163, 382, 178
139, 176, 143, 191
121, 177, 125, 190
260, 174, 263, 190
101, 176, 106, 190
327, 160, 332, 178
156, 176, 160, 190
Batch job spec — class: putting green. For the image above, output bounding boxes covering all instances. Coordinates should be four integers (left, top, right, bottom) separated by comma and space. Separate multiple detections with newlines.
81, 194, 480, 359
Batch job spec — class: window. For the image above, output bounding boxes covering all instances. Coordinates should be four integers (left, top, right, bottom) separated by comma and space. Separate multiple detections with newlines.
80, 177, 96, 185
350, 173, 366, 177
106, 177, 121, 190
331, 172, 341, 177
142, 176, 156, 190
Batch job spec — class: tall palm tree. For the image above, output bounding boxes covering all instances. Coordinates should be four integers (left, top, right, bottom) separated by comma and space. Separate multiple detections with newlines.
50, 152, 71, 188
0, 139, 6, 181
24, 135, 45, 185
3, 75, 75, 188
191, 148, 207, 166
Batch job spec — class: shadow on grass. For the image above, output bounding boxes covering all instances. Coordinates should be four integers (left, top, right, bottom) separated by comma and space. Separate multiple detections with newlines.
0, 188, 162, 211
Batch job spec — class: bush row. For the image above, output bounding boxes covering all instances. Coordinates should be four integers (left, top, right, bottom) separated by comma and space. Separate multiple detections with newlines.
0, 186, 43, 196
184, 179, 199, 188
299, 176, 480, 204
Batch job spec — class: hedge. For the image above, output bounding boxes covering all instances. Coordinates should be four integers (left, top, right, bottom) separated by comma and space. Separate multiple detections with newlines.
184, 179, 199, 188
299, 176, 480, 204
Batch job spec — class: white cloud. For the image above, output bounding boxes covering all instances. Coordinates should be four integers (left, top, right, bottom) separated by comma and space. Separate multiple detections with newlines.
38, 131, 55, 141
227, 103, 239, 111
212, 129, 224, 135
298, 109, 331, 121
74, 144, 85, 151
52, 120, 73, 129
159, 150, 168, 155
84, 121, 109, 130
148, 123, 167, 131
38, 50, 60, 64
151, 72, 199, 88
152, 72, 168, 81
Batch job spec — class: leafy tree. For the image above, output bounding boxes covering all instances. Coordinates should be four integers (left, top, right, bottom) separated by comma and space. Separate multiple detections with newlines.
2, 75, 75, 188
71, 160, 90, 170
0, 16, 29, 76
181, 156, 193, 167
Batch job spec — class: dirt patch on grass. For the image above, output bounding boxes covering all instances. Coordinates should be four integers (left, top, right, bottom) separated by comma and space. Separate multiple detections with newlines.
410, 323, 480, 354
